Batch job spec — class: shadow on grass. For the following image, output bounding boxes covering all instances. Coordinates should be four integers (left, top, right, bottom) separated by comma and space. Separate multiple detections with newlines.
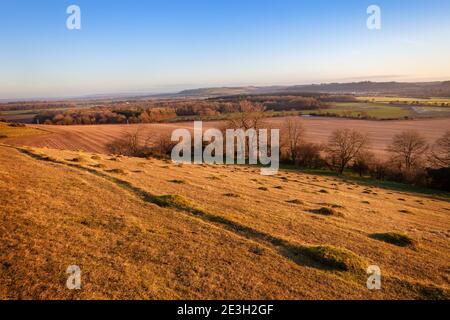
17, 147, 367, 275
279, 164, 450, 201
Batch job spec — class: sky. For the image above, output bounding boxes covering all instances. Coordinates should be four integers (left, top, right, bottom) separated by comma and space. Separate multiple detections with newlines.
1, 0, 450, 99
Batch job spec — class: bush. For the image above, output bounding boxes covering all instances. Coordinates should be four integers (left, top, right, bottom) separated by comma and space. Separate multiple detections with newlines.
309, 207, 343, 217
426, 167, 450, 191
295, 142, 325, 168
297, 245, 366, 272
370, 232, 415, 247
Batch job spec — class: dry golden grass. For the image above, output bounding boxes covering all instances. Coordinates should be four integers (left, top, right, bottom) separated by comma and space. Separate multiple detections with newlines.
0, 122, 46, 139
1, 145, 449, 300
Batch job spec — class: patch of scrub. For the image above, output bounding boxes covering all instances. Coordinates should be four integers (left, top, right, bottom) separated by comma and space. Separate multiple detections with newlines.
295, 245, 366, 273
370, 232, 416, 247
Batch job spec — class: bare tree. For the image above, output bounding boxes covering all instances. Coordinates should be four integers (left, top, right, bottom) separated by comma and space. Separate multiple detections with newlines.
225, 100, 267, 160
388, 130, 428, 171
107, 128, 143, 156
295, 142, 324, 168
148, 133, 176, 158
325, 129, 370, 174
351, 151, 375, 177
430, 130, 450, 167
226, 100, 266, 131
281, 117, 305, 163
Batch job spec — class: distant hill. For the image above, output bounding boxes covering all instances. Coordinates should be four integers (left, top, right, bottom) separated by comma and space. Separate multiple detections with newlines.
176, 81, 450, 98
3, 81, 450, 103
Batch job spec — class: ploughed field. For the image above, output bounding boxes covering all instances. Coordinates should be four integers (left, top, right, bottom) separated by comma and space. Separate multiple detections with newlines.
3, 117, 450, 157
0, 145, 449, 299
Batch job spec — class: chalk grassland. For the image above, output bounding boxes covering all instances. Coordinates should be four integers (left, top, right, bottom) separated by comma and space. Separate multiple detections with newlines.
0, 122, 47, 139
3, 117, 450, 157
0, 145, 449, 299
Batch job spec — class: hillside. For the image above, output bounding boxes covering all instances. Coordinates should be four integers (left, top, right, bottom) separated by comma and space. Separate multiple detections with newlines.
0, 144, 449, 299
177, 81, 450, 98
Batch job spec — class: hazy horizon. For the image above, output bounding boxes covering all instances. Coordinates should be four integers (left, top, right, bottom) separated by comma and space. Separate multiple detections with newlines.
1, 0, 450, 99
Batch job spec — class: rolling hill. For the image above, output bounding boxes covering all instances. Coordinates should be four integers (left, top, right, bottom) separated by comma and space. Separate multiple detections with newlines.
0, 144, 449, 299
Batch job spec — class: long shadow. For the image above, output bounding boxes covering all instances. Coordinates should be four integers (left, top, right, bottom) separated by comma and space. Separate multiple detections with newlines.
17, 147, 358, 273
279, 164, 450, 201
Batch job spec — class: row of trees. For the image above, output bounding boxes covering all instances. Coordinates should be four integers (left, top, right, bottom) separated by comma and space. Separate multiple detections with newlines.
34, 107, 178, 125
33, 95, 329, 125
104, 100, 450, 191
281, 117, 450, 190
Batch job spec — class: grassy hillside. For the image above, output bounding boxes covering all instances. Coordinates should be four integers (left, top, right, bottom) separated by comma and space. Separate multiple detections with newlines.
0, 144, 449, 299
0, 122, 46, 139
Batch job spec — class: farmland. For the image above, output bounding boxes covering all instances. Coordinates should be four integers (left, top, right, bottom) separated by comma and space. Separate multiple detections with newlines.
2, 117, 449, 158
0, 144, 449, 299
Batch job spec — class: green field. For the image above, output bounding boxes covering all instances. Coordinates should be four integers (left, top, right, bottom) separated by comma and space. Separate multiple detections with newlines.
303, 99, 450, 120
357, 96, 450, 106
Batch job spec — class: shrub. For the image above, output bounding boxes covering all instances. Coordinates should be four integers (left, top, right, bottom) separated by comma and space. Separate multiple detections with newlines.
105, 168, 126, 175
297, 245, 366, 272
168, 179, 186, 184
286, 199, 305, 205
309, 207, 343, 217
152, 195, 192, 209
224, 193, 240, 198
426, 167, 450, 191
370, 232, 415, 247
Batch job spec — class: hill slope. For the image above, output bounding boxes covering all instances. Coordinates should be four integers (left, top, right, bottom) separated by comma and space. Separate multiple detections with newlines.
0, 145, 449, 299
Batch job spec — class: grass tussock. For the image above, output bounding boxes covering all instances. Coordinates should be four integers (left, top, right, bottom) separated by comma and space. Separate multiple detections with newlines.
168, 179, 186, 184
296, 245, 366, 273
91, 163, 106, 169
69, 156, 85, 163
152, 194, 192, 209
370, 232, 416, 247
224, 193, 240, 198
387, 277, 450, 300
105, 168, 127, 175
309, 207, 343, 217
286, 199, 305, 205
249, 246, 265, 256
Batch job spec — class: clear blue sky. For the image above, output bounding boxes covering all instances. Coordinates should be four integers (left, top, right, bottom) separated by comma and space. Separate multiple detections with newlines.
1, 0, 450, 99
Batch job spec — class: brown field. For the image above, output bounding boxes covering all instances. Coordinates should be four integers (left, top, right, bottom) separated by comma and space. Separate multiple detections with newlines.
3, 117, 450, 157
0, 144, 449, 299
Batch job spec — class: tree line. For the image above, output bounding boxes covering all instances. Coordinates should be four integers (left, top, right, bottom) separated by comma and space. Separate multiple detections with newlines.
31, 95, 331, 125
105, 100, 450, 191
280, 117, 450, 190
